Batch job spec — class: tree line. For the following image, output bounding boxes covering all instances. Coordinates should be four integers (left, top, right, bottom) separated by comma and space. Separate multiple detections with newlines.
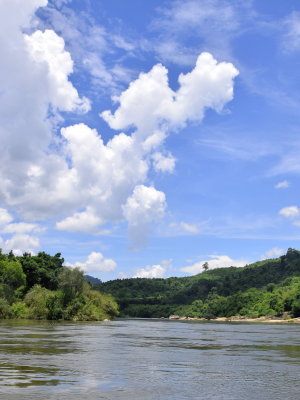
0, 250, 118, 320
95, 248, 300, 318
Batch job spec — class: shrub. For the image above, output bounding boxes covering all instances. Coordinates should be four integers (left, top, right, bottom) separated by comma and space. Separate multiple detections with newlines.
24, 285, 52, 319
9, 301, 28, 319
0, 298, 11, 318
46, 291, 64, 320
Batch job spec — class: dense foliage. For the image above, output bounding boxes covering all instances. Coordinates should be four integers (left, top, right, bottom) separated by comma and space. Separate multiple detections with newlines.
95, 248, 300, 319
0, 250, 118, 321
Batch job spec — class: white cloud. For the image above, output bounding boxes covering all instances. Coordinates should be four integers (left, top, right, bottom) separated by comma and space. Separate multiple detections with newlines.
0, 209, 13, 225
279, 206, 300, 219
0, 1, 239, 247
168, 221, 199, 235
152, 152, 176, 173
56, 208, 102, 233
134, 264, 165, 278
101, 52, 238, 133
123, 185, 166, 247
2, 222, 41, 234
181, 255, 247, 275
1, 233, 40, 256
118, 272, 127, 279
0, 207, 42, 254
261, 247, 285, 260
275, 180, 289, 189
57, 123, 149, 227
37, 2, 134, 91
0, 0, 89, 216
101, 63, 175, 133
69, 252, 117, 275
25, 29, 90, 112
179, 222, 199, 234
53, 0, 72, 7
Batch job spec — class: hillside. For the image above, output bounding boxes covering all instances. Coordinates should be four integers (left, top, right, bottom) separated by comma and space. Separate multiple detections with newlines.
94, 248, 300, 318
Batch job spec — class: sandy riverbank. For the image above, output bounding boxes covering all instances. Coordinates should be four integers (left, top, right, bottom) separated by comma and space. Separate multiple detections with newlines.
168, 314, 300, 323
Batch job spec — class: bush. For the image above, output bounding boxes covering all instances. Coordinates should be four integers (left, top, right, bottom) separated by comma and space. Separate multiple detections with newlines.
9, 301, 28, 319
292, 299, 300, 317
76, 303, 107, 321
46, 291, 64, 320
24, 285, 52, 319
0, 298, 11, 318
63, 295, 86, 320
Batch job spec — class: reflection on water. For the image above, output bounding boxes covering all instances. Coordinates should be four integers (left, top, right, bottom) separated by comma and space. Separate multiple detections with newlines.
0, 319, 300, 399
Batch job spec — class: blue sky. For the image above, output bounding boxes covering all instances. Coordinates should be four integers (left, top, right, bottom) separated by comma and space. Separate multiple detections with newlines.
1, 0, 300, 280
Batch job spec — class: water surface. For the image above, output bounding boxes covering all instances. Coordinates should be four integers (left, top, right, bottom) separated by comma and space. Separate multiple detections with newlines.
0, 319, 299, 399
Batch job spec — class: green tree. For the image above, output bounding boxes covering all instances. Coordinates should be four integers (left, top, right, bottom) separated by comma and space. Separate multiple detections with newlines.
24, 285, 52, 319
0, 260, 26, 302
202, 262, 209, 272
58, 267, 85, 305
0, 298, 10, 318
46, 291, 64, 320
9, 301, 28, 319
20, 252, 64, 290
0, 260, 26, 291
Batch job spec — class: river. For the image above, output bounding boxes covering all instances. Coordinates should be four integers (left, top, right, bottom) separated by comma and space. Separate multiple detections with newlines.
0, 319, 299, 399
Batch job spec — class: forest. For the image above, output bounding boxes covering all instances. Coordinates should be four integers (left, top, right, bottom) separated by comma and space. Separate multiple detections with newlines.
95, 248, 300, 319
1, 248, 300, 321
0, 250, 118, 321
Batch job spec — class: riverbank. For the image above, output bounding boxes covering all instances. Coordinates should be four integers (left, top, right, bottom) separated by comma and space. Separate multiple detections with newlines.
168, 314, 300, 323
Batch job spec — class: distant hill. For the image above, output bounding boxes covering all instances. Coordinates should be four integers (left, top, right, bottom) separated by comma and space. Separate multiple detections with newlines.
94, 248, 300, 318
85, 275, 102, 286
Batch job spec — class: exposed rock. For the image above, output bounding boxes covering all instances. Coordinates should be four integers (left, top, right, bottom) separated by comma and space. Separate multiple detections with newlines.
169, 315, 181, 320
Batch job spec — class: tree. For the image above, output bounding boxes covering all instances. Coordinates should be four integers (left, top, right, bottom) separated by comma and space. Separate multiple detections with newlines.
19, 252, 64, 290
24, 285, 52, 319
58, 267, 85, 305
0, 260, 26, 302
0, 260, 26, 290
202, 262, 209, 272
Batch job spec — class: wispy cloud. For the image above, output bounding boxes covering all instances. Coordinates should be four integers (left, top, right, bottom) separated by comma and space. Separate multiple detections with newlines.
281, 11, 300, 53
261, 247, 285, 260
275, 180, 290, 189
150, 0, 253, 65
36, 1, 137, 92
161, 214, 280, 241
270, 147, 300, 176
196, 133, 272, 161
168, 221, 199, 236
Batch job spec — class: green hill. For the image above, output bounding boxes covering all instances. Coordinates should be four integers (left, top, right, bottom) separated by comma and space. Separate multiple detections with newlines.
94, 248, 300, 319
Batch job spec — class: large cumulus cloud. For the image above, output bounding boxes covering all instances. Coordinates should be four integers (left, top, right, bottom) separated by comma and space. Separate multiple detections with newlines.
0, 0, 239, 248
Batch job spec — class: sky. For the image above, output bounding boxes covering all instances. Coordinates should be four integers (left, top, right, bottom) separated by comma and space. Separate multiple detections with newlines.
1, 0, 300, 280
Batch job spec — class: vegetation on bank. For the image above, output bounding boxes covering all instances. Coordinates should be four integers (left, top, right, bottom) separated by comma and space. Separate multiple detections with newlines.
95, 248, 300, 319
2, 247, 300, 321
0, 250, 118, 321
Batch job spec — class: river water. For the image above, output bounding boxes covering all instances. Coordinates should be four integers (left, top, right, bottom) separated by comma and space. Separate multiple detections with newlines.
0, 319, 299, 400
